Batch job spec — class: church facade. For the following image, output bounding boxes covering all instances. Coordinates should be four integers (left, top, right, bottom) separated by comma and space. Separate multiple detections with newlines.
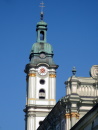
23, 12, 98, 130
37, 65, 98, 130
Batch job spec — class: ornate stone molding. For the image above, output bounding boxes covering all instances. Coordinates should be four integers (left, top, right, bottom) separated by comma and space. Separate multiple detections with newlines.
27, 113, 36, 117
65, 113, 79, 119
49, 74, 56, 78
65, 113, 70, 118
71, 113, 79, 119
28, 73, 36, 77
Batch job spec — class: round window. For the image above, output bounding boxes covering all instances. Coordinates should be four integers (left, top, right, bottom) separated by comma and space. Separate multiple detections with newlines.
40, 79, 45, 85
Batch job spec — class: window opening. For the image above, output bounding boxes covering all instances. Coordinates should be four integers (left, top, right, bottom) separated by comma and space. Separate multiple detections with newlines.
40, 79, 45, 85
39, 89, 45, 99
40, 31, 44, 40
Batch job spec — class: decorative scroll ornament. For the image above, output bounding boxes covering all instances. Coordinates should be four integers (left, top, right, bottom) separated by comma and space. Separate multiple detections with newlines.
90, 65, 98, 79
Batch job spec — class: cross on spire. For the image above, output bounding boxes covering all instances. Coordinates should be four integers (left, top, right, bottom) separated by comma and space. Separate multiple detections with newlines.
39, 1, 45, 20
40, 1, 45, 13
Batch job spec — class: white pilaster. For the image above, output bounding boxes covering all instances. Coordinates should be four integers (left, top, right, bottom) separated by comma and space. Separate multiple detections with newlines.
49, 73, 56, 105
27, 72, 36, 105
27, 115, 35, 130
65, 114, 70, 130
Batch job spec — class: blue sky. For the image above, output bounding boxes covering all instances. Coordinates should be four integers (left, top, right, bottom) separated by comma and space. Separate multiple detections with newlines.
0, 0, 98, 129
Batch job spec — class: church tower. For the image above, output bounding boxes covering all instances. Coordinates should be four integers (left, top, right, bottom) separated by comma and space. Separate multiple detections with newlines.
24, 10, 58, 130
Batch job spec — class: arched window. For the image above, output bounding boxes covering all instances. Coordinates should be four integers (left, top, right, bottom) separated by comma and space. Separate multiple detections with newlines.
39, 89, 45, 99
40, 31, 44, 40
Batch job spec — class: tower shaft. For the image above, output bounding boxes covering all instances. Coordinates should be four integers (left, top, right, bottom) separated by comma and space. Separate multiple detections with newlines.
24, 15, 58, 130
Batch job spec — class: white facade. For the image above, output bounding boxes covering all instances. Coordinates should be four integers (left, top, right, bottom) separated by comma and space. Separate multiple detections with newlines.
27, 67, 56, 106
65, 67, 98, 130
24, 60, 57, 130
38, 65, 98, 130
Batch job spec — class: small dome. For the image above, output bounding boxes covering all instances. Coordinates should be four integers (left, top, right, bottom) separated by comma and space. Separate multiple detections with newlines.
36, 21, 47, 26
36, 21, 47, 31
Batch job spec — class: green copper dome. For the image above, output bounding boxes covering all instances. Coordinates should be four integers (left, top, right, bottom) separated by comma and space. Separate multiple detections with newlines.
30, 42, 53, 54
28, 14, 58, 67
36, 21, 47, 26
24, 12, 58, 71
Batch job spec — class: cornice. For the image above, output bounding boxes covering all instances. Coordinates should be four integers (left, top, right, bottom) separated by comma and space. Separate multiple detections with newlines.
24, 63, 58, 73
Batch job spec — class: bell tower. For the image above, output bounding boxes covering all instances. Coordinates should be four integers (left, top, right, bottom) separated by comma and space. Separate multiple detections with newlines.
24, 10, 58, 130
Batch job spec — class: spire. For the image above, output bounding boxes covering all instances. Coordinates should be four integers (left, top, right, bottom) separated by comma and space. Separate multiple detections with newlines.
40, 1, 45, 21
35, 2, 47, 43
72, 67, 76, 76
40, 12, 44, 21
28, 2, 58, 67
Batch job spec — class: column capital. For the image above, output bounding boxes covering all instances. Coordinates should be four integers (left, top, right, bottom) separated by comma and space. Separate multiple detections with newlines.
28, 73, 36, 77
27, 114, 36, 117
65, 113, 70, 118
49, 74, 56, 78
65, 113, 79, 119
71, 112, 79, 119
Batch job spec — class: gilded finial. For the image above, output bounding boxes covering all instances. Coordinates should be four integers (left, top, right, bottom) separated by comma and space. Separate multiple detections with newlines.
39, 1, 45, 20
